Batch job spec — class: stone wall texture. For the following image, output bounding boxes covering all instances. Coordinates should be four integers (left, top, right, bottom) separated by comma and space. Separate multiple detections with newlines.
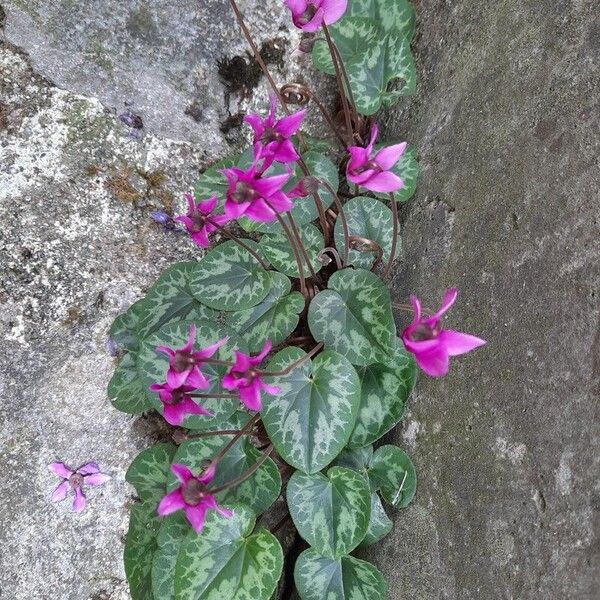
1, 0, 598, 599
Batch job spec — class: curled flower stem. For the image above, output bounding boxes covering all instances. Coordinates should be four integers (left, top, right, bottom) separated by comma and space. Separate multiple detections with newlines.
348, 236, 384, 270
280, 83, 347, 149
210, 444, 274, 494
383, 193, 399, 278
206, 217, 270, 270
322, 24, 354, 144
209, 413, 261, 468
317, 178, 350, 267
319, 246, 343, 269
259, 342, 324, 377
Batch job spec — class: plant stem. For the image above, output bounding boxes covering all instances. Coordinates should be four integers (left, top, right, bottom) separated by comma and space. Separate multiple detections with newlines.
259, 342, 324, 377
188, 392, 239, 399
210, 445, 274, 494
322, 24, 354, 144
383, 193, 399, 278
271, 208, 308, 297
317, 178, 350, 267
286, 212, 319, 280
270, 513, 291, 534
206, 217, 270, 270
208, 413, 261, 468
319, 246, 343, 269
179, 429, 243, 439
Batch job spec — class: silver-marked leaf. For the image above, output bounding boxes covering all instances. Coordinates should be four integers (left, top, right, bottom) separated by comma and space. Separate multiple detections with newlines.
346, 0, 416, 36
124, 501, 162, 600
168, 434, 281, 515
261, 347, 361, 474
136, 262, 217, 339
260, 223, 324, 278
308, 268, 395, 366
109, 298, 144, 352
241, 152, 338, 234
190, 241, 271, 311
225, 272, 304, 353
137, 320, 244, 430
152, 512, 190, 600
369, 445, 416, 508
348, 340, 416, 448
373, 145, 420, 202
193, 155, 237, 203
334, 197, 400, 270
287, 467, 371, 558
294, 548, 387, 600
108, 352, 154, 414
174, 503, 283, 600
126, 443, 177, 503
360, 492, 393, 547
335, 444, 373, 474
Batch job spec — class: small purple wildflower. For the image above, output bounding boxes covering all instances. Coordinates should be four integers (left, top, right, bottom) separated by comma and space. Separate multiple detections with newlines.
118, 101, 144, 140
49, 461, 110, 513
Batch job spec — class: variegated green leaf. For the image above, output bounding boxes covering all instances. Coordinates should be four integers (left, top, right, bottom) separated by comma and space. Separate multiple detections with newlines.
189, 241, 271, 311
360, 492, 393, 547
348, 340, 416, 448
261, 347, 361, 474
374, 145, 420, 202
369, 445, 416, 508
225, 272, 304, 353
167, 430, 281, 515
152, 512, 190, 600
136, 262, 217, 339
241, 151, 338, 234
124, 501, 162, 600
107, 351, 154, 414
308, 268, 395, 366
287, 467, 371, 558
109, 298, 144, 352
137, 320, 244, 430
174, 503, 283, 600
126, 443, 177, 503
334, 196, 400, 270
260, 223, 324, 278
294, 548, 387, 600
346, 0, 416, 35
193, 155, 237, 203
335, 444, 373, 474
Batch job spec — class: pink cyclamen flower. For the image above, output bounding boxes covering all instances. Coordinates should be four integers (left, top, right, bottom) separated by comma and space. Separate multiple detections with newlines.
221, 341, 280, 411
346, 124, 407, 193
49, 461, 110, 512
245, 96, 305, 167
401, 289, 486, 377
175, 193, 229, 248
221, 160, 292, 222
158, 463, 232, 533
285, 0, 348, 32
150, 381, 212, 426
156, 324, 228, 389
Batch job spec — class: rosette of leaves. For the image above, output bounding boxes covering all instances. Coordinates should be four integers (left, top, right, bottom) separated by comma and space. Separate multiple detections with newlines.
312, 0, 417, 115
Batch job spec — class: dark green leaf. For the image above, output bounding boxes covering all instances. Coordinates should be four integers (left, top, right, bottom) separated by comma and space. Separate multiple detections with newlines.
126, 443, 177, 503
369, 445, 417, 508
360, 492, 393, 547
261, 347, 361, 474
287, 467, 371, 558
109, 298, 144, 352
107, 352, 154, 414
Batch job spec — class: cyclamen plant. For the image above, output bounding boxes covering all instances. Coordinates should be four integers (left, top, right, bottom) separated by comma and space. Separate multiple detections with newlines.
107, 0, 485, 598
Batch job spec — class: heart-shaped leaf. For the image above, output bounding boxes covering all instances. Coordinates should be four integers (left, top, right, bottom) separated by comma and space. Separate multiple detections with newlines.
108, 351, 154, 414
348, 340, 416, 448
174, 503, 283, 600
261, 347, 361, 474
136, 262, 217, 339
224, 272, 304, 353
137, 320, 244, 430
109, 298, 144, 352
308, 268, 395, 366
152, 512, 190, 600
189, 241, 271, 311
294, 548, 386, 600
369, 445, 416, 508
346, 0, 415, 35
193, 155, 237, 202
334, 197, 400, 270
124, 501, 162, 600
126, 443, 177, 503
260, 223, 324, 278
360, 492, 393, 547
287, 467, 371, 558
167, 425, 281, 515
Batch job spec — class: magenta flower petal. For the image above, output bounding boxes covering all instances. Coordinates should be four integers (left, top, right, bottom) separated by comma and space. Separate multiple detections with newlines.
239, 379, 263, 411
184, 504, 209, 534
261, 383, 281, 395
48, 462, 73, 479
198, 462, 217, 485
427, 288, 458, 323
253, 172, 292, 198
277, 109, 306, 137
244, 199, 278, 222
254, 340, 273, 362
409, 294, 422, 323
198, 196, 218, 215
72, 488, 86, 513
171, 464, 195, 484
438, 330, 486, 356
203, 495, 234, 518
167, 367, 190, 389
195, 337, 228, 359
323, 0, 348, 24
362, 171, 403, 193
415, 345, 450, 378
373, 142, 407, 170
85, 472, 111, 486
162, 403, 187, 426
190, 229, 211, 248
244, 113, 264, 135
158, 488, 187, 516
77, 462, 100, 475
51, 481, 69, 502
273, 140, 300, 164
183, 367, 210, 390
180, 396, 213, 417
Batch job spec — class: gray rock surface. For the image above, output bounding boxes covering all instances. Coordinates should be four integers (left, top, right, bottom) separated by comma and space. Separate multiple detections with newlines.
0, 0, 598, 599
